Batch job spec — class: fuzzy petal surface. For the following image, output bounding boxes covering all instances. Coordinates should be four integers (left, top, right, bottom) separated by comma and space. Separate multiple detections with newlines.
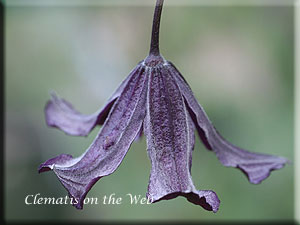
168, 62, 289, 184
45, 66, 140, 136
39, 65, 148, 209
144, 65, 220, 212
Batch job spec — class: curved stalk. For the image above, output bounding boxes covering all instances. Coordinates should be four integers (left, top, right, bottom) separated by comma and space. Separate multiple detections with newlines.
149, 0, 164, 56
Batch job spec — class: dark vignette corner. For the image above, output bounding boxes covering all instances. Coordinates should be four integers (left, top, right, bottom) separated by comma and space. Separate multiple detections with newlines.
0, 1, 4, 224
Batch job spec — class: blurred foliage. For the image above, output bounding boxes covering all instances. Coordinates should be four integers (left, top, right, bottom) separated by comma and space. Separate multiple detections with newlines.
5, 3, 293, 222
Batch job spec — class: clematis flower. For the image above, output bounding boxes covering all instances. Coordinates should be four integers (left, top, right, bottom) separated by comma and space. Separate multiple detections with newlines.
39, 0, 288, 213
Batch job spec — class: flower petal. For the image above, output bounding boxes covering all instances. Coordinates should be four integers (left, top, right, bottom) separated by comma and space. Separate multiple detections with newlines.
39, 65, 148, 209
144, 66, 220, 212
168, 62, 289, 184
134, 124, 144, 142
187, 112, 195, 173
45, 66, 140, 136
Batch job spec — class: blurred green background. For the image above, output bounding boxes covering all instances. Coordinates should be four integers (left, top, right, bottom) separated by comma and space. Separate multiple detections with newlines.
5, 1, 294, 222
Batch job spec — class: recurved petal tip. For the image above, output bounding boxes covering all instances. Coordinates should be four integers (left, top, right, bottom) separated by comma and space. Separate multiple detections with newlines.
38, 154, 73, 173
149, 190, 220, 213
186, 190, 220, 213
236, 155, 289, 184
169, 62, 290, 184
38, 153, 102, 210
144, 65, 219, 212
39, 63, 149, 210
45, 93, 108, 137
44, 66, 143, 137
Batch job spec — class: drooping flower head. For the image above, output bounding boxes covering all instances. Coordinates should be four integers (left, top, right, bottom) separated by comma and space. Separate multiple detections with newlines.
39, 0, 288, 213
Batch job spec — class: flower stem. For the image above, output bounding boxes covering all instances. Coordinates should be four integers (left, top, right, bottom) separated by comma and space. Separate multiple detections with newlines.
149, 0, 164, 56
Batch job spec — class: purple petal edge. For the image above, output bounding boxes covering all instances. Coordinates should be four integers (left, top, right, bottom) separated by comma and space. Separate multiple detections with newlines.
38, 154, 73, 173
150, 189, 220, 213
39, 64, 148, 209
44, 66, 140, 136
38, 154, 96, 209
45, 92, 116, 136
167, 62, 289, 184
134, 124, 144, 142
144, 65, 220, 212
